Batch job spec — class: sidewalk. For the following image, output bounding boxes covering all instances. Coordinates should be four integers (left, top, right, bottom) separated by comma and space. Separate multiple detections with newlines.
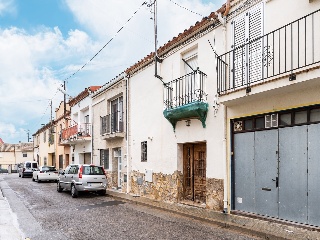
106, 190, 320, 240
0, 176, 25, 240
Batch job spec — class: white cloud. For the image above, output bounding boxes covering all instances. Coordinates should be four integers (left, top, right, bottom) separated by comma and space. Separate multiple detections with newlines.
64, 0, 218, 67
0, 0, 16, 16
0, 25, 98, 143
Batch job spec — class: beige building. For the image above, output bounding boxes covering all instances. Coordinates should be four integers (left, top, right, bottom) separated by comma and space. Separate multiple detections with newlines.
33, 122, 55, 167
0, 142, 33, 173
55, 101, 71, 169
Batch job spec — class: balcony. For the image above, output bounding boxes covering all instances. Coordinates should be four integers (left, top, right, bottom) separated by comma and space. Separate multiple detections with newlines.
59, 123, 92, 145
100, 111, 125, 139
163, 69, 209, 130
217, 9, 320, 95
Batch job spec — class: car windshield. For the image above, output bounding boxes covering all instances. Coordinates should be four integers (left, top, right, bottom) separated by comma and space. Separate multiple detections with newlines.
82, 166, 104, 175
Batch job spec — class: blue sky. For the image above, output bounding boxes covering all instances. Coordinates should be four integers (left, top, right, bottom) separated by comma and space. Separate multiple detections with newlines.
0, 0, 225, 143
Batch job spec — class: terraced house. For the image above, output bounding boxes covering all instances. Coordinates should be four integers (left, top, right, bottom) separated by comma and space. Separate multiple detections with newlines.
125, 0, 320, 227
59, 86, 100, 165
32, 0, 320, 228
91, 73, 128, 191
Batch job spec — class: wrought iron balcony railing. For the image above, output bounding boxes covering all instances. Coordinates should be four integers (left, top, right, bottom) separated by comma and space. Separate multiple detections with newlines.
100, 111, 124, 135
164, 69, 207, 109
217, 9, 320, 95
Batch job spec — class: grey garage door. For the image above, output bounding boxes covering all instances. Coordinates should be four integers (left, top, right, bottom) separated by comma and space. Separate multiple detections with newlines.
234, 124, 320, 225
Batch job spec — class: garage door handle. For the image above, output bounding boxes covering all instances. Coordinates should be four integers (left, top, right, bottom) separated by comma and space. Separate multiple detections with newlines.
272, 177, 279, 188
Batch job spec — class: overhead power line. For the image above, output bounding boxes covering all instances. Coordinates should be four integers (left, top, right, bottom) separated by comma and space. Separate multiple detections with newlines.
167, 0, 205, 17
63, 1, 148, 83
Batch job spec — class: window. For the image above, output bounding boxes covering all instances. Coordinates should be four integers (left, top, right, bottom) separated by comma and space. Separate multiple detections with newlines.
43, 130, 47, 143
310, 108, 320, 122
22, 153, 27, 158
84, 115, 90, 134
294, 111, 308, 124
141, 141, 147, 162
110, 97, 123, 133
100, 149, 109, 170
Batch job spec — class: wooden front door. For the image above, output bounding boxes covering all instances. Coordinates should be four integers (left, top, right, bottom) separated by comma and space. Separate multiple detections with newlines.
183, 143, 206, 203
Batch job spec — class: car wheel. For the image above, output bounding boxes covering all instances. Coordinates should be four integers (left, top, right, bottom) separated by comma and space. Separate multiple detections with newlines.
32, 177, 35, 182
98, 190, 106, 196
37, 177, 41, 183
18, 173, 21, 177
71, 185, 78, 198
21, 173, 24, 178
57, 182, 63, 192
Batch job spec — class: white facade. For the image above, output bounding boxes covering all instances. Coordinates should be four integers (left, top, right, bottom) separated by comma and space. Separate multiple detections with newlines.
91, 74, 128, 191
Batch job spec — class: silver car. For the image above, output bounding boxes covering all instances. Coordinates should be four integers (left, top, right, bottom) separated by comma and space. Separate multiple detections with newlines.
57, 164, 107, 198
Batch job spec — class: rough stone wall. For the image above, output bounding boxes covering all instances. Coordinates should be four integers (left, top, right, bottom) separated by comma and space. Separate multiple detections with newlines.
106, 171, 117, 189
206, 178, 224, 211
130, 170, 183, 203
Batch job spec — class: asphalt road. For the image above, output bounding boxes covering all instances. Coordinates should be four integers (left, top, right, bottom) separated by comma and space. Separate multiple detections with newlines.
2, 174, 261, 240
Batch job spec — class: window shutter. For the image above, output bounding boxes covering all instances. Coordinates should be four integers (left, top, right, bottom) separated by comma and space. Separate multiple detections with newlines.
248, 3, 263, 83
231, 3, 263, 88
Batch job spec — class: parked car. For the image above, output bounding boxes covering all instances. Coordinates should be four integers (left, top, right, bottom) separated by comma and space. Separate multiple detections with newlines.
18, 161, 38, 178
32, 166, 58, 183
57, 164, 107, 198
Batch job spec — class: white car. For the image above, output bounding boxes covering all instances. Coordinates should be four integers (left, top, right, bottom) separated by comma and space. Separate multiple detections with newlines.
32, 166, 59, 183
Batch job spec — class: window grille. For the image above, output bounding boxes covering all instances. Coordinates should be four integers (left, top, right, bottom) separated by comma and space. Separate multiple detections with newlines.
141, 141, 147, 162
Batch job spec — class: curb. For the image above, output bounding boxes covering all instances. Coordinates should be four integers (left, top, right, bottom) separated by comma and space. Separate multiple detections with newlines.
106, 190, 320, 240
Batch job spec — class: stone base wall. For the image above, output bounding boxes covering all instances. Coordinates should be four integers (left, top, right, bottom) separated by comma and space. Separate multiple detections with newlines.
130, 170, 183, 203
106, 171, 117, 189
206, 178, 224, 211
130, 171, 224, 210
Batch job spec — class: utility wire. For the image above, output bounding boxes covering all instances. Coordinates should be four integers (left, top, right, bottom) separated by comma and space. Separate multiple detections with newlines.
167, 0, 205, 17
63, 1, 148, 82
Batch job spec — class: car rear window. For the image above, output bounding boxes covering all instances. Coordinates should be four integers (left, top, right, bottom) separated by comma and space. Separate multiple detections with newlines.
26, 162, 31, 168
42, 166, 57, 171
32, 163, 38, 168
83, 166, 104, 175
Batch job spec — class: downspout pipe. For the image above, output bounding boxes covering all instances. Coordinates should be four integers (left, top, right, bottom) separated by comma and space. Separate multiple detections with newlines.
222, 0, 230, 213
125, 75, 130, 194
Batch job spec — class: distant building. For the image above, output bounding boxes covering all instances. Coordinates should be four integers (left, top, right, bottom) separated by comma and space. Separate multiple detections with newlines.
0, 142, 33, 173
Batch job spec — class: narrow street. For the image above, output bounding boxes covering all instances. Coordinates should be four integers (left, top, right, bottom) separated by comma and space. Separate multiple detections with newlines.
1, 174, 261, 240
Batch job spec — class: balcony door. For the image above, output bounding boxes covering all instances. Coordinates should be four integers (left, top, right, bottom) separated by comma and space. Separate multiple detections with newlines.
111, 97, 123, 133
231, 3, 263, 88
183, 49, 198, 104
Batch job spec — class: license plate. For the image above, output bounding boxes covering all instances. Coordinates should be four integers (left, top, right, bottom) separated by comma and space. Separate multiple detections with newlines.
88, 183, 101, 187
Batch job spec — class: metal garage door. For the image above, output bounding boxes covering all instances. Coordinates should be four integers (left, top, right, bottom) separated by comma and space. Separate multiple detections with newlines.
307, 124, 320, 226
233, 123, 320, 225
234, 132, 255, 212
254, 130, 278, 217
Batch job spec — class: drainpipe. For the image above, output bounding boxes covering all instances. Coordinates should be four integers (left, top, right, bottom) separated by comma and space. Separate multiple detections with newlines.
222, 0, 230, 213
125, 75, 130, 194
